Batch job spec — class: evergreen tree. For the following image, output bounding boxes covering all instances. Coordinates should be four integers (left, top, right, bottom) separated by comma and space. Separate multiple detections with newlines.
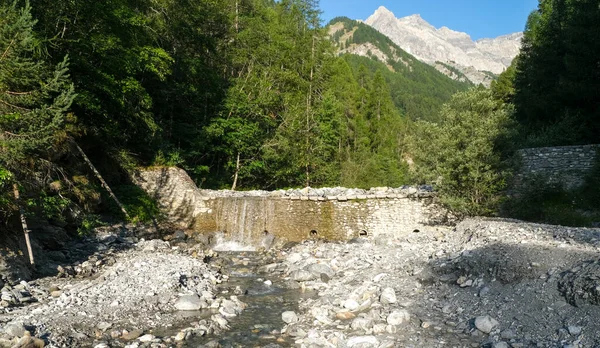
0, 1, 75, 180
409, 89, 515, 216
513, 0, 600, 145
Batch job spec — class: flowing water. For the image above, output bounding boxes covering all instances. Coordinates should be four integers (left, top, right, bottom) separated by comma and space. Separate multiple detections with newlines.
184, 247, 314, 348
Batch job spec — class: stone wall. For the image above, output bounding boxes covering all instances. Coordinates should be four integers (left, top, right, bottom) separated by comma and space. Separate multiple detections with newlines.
131, 167, 211, 228
133, 167, 447, 245
195, 194, 444, 245
516, 145, 599, 189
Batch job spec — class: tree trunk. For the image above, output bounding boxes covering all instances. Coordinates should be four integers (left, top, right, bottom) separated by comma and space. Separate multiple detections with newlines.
235, 0, 239, 34
73, 141, 130, 219
231, 152, 240, 191
305, 33, 316, 188
13, 183, 34, 265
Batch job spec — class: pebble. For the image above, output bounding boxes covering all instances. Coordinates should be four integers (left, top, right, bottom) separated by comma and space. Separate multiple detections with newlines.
379, 287, 397, 304
474, 315, 499, 334
346, 335, 379, 347
175, 294, 203, 311
568, 326, 582, 335
138, 334, 155, 342
282, 311, 299, 324
386, 310, 410, 326
343, 298, 360, 310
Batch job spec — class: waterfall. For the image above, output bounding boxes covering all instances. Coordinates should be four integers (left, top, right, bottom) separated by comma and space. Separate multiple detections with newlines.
212, 197, 272, 251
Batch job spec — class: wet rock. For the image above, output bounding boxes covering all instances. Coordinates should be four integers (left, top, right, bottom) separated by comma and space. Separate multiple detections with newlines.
474, 315, 499, 334
175, 294, 203, 311
282, 311, 299, 324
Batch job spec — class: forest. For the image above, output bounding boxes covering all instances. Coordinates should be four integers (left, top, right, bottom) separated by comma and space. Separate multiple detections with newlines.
0, 0, 599, 231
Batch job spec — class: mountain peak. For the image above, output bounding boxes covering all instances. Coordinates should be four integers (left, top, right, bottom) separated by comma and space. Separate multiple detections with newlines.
362, 7, 523, 85
374, 6, 395, 17
365, 6, 396, 25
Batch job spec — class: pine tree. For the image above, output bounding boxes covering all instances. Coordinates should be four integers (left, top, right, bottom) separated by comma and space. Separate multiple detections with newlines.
0, 1, 75, 265
0, 1, 75, 178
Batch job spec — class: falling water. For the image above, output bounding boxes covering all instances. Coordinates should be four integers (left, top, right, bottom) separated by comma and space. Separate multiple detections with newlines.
212, 197, 273, 251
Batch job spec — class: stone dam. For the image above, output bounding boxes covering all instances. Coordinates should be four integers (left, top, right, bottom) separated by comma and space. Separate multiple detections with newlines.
132, 167, 449, 245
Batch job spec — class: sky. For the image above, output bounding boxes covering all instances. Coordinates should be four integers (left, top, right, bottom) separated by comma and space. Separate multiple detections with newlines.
319, 0, 539, 40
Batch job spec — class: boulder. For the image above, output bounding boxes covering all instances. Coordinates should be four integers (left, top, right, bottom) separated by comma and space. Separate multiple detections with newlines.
379, 288, 397, 304
282, 311, 299, 324
174, 294, 203, 311
474, 315, 499, 334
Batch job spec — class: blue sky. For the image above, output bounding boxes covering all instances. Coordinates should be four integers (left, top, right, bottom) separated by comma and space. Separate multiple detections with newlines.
319, 0, 539, 40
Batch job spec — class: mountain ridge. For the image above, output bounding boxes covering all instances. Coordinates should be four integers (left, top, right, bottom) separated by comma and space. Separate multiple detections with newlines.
363, 6, 522, 85
327, 16, 472, 122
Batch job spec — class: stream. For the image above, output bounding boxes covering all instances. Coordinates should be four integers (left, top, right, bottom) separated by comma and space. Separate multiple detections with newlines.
185, 248, 314, 348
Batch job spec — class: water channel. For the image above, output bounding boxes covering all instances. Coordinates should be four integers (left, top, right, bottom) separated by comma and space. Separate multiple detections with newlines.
184, 246, 314, 348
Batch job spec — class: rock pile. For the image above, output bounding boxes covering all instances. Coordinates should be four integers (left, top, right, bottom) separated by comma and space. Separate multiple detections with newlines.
200, 185, 434, 199
0, 236, 245, 347
271, 218, 600, 347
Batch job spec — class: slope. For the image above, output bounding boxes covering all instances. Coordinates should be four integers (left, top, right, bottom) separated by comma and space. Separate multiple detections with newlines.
328, 17, 472, 122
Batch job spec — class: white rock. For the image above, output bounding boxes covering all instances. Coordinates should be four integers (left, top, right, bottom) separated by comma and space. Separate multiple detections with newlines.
282, 311, 299, 324
379, 288, 397, 304
138, 334, 155, 342
174, 331, 186, 341
351, 317, 373, 331
175, 294, 202, 311
568, 326, 582, 335
387, 309, 410, 325
474, 315, 499, 334
343, 299, 360, 310
346, 335, 379, 347
372, 273, 388, 282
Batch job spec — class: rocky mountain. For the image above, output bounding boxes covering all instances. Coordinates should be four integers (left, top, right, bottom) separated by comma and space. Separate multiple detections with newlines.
364, 6, 522, 85
327, 17, 472, 122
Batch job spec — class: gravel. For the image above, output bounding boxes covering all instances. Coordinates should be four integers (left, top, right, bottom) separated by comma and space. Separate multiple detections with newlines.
271, 217, 600, 347
0, 233, 245, 347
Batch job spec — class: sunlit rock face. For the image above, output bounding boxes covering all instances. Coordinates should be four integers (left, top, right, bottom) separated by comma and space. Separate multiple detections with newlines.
364, 6, 522, 85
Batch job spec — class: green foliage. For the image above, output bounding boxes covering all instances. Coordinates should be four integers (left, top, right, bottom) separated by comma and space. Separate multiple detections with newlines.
153, 150, 185, 168
77, 214, 103, 236
502, 171, 600, 227
328, 17, 472, 123
513, 0, 600, 146
109, 185, 161, 224
0, 1, 75, 177
26, 192, 71, 223
409, 88, 516, 216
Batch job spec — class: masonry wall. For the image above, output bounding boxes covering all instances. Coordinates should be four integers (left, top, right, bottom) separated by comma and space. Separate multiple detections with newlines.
516, 144, 599, 189
195, 195, 443, 245
132, 167, 446, 245
131, 167, 210, 228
